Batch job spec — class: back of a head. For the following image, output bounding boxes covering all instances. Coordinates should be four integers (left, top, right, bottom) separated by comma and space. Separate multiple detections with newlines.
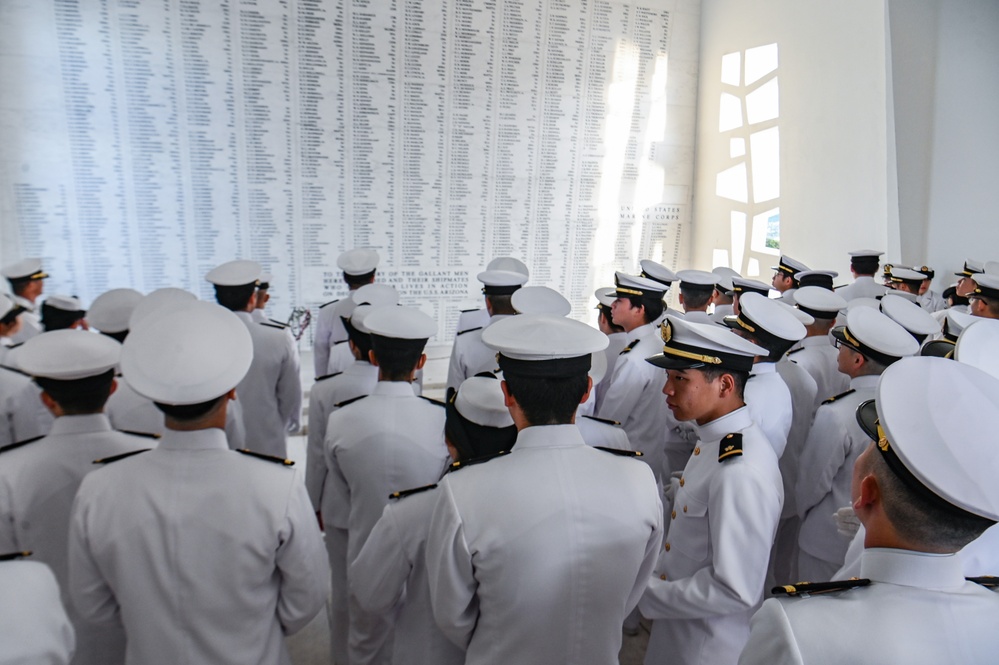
446, 375, 517, 461
18, 329, 121, 415
364, 306, 436, 381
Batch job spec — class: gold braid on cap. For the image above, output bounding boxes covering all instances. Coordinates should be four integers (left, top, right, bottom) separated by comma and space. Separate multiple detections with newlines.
659, 322, 722, 365
734, 316, 756, 334
660, 320, 673, 343
616, 287, 643, 296
876, 421, 890, 453
842, 327, 862, 349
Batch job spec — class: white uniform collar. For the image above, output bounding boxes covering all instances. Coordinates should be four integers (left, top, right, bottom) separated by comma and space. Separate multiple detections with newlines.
160, 427, 229, 451
860, 548, 966, 591
49, 413, 113, 436
693, 405, 753, 442
801, 335, 831, 348
514, 424, 586, 450
848, 374, 880, 391
629, 322, 656, 341
234, 311, 254, 324
854, 275, 876, 284
373, 380, 419, 396
751, 361, 778, 376
13, 295, 34, 312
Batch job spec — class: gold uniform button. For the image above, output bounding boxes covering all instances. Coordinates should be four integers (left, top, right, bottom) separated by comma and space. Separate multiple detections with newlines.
694, 447, 700, 456
664, 542, 671, 552
660, 574, 667, 581
671, 510, 677, 520
679, 478, 685, 487
683, 505, 688, 513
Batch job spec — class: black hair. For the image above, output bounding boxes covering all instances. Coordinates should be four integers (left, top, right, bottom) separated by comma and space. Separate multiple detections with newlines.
155, 394, 228, 422
697, 366, 750, 400
0, 305, 23, 327
486, 294, 516, 316
342, 316, 374, 360
597, 305, 625, 333
502, 372, 588, 426
370, 335, 427, 380
100, 330, 129, 344
41, 303, 85, 331
344, 270, 376, 288
213, 284, 257, 312
35, 369, 115, 414
679, 285, 713, 310
851, 256, 880, 276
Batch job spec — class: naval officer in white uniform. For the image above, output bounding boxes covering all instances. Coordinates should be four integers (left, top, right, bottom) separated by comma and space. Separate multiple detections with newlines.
639, 315, 782, 665
0, 552, 75, 665
1, 258, 47, 344
740, 357, 999, 665
427, 314, 662, 665
313, 248, 380, 376
207, 260, 301, 457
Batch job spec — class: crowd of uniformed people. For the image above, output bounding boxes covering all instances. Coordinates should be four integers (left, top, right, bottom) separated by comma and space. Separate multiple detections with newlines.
1, 247, 999, 665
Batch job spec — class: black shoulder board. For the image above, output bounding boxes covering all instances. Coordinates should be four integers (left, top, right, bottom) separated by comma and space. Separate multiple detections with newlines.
420, 396, 446, 408
718, 432, 744, 462
0, 364, 29, 377
456, 326, 482, 336
117, 430, 162, 440
319, 299, 339, 309
315, 371, 343, 382
268, 318, 289, 328
582, 415, 621, 427
6, 342, 23, 350
236, 449, 295, 466
786, 347, 804, 356
619, 339, 640, 355
832, 284, 847, 290
460, 308, 481, 314
389, 482, 438, 500
93, 448, 152, 464
0, 435, 44, 454
0, 550, 31, 561
772, 578, 871, 596
334, 394, 368, 408
448, 449, 510, 472
821, 388, 856, 405
594, 446, 642, 457
260, 322, 285, 330
967, 576, 999, 588
333, 339, 349, 346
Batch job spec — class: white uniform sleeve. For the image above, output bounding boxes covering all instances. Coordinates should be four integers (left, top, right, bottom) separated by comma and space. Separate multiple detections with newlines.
322, 436, 352, 530
426, 479, 479, 649
795, 407, 848, 518
350, 502, 410, 615
275, 475, 331, 635
445, 337, 467, 394
639, 463, 781, 619
276, 334, 303, 433
625, 481, 665, 614
305, 393, 330, 510
0, 479, 18, 553
67, 485, 121, 626
738, 599, 805, 665
594, 351, 644, 427
225, 397, 247, 450
313, 306, 333, 377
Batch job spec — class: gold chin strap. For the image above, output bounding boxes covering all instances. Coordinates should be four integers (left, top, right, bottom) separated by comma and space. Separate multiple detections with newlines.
876, 420, 890, 453
662, 346, 723, 365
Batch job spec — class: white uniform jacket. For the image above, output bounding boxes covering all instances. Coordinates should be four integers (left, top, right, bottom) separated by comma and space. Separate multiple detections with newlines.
595, 323, 673, 478
787, 336, 849, 407
68, 427, 329, 665
9, 380, 52, 443
594, 330, 629, 406
234, 311, 302, 457
745, 362, 793, 458
918, 289, 947, 313
0, 365, 33, 447
313, 297, 353, 377
446, 314, 510, 393
0, 559, 75, 665
834, 276, 886, 302
351, 485, 464, 665
796, 376, 877, 568
640, 408, 783, 665
682, 310, 713, 324
576, 415, 632, 450
774, 358, 818, 520
740, 548, 999, 665
427, 424, 663, 665
9, 295, 41, 344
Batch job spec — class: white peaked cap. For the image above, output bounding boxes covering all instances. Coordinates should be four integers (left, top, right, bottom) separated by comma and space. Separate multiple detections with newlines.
205, 260, 262, 286
350, 283, 399, 307
880, 294, 942, 337
121, 301, 253, 405
955, 318, 999, 381
129, 288, 198, 331
486, 257, 529, 278
337, 249, 380, 275
17, 330, 120, 380
363, 305, 436, 340
454, 375, 514, 428
88, 288, 143, 333
512, 286, 571, 317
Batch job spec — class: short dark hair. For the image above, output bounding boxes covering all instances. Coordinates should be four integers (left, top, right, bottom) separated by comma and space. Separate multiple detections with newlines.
35, 369, 115, 414
679, 286, 712, 310
41, 303, 85, 331
597, 305, 625, 333
213, 284, 256, 312
486, 294, 516, 316
370, 335, 427, 381
502, 372, 588, 426
971, 296, 999, 318
870, 448, 995, 550
851, 256, 880, 276
7, 278, 32, 297
698, 366, 750, 400
344, 270, 376, 288
741, 329, 793, 362
0, 305, 23, 327
621, 294, 663, 324
155, 395, 228, 422
343, 316, 373, 359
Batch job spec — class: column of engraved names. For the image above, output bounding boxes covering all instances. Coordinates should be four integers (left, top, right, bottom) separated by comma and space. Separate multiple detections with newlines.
441, 0, 493, 267
487, 0, 540, 260
397, 0, 444, 267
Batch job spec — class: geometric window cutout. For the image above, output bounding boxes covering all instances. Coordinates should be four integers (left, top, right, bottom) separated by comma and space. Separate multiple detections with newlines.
751, 207, 780, 254
746, 78, 779, 125
719, 93, 743, 132
750, 127, 780, 203
731, 211, 747, 270
745, 43, 778, 86
721, 52, 741, 86
716, 162, 748, 203
730, 138, 746, 158
748, 257, 761, 277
